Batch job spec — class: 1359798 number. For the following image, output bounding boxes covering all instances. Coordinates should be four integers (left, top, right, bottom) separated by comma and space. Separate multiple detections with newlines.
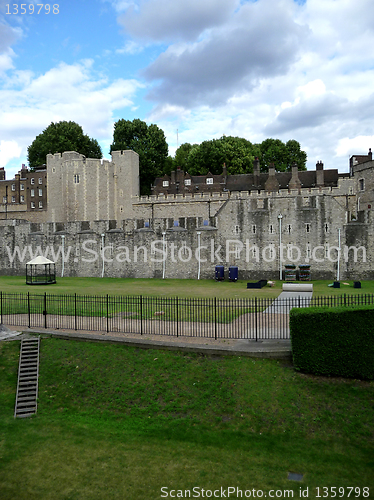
316, 486, 370, 497
5, 4, 59, 14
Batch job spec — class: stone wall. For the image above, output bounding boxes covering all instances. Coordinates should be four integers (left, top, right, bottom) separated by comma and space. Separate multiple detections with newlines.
0, 187, 370, 281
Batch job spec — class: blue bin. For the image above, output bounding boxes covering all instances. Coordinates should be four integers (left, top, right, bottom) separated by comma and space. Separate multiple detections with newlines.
229, 266, 238, 282
215, 265, 224, 281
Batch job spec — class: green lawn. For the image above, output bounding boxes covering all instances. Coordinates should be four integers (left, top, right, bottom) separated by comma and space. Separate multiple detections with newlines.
0, 338, 373, 499
0, 275, 373, 299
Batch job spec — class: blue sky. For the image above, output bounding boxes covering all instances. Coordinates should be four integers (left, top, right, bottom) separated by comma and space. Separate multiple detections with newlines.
1, 0, 374, 178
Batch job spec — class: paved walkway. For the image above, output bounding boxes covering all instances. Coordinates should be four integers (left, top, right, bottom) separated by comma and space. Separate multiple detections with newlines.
264, 291, 313, 314
1, 324, 292, 359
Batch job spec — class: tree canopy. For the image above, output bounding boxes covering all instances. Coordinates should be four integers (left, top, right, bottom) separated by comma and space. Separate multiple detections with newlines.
110, 118, 169, 195
259, 138, 307, 172
27, 121, 102, 170
173, 136, 306, 176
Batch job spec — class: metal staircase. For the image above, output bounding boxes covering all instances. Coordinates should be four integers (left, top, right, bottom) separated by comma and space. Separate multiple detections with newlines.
14, 337, 40, 418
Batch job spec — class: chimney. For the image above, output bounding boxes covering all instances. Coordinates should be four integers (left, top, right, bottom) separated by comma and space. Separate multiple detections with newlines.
222, 162, 227, 177
264, 163, 279, 192
170, 171, 176, 184
316, 160, 324, 187
0, 167, 5, 181
369, 148, 372, 161
289, 163, 301, 190
253, 157, 260, 187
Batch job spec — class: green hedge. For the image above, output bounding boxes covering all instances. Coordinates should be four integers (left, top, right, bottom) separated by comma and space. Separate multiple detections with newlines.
290, 306, 374, 380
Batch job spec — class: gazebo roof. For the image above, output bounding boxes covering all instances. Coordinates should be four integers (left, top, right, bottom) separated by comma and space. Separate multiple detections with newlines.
26, 256, 55, 265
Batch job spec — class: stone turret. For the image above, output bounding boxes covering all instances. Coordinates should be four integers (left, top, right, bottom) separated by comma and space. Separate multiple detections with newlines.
264, 163, 279, 192
288, 163, 301, 190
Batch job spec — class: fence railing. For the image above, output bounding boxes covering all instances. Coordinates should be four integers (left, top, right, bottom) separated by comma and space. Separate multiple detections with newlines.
1, 292, 373, 340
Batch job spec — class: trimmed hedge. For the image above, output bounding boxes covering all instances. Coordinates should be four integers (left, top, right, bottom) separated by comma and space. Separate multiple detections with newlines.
290, 305, 374, 380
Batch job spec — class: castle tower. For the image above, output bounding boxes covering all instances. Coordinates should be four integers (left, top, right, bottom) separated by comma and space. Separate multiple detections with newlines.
47, 150, 139, 223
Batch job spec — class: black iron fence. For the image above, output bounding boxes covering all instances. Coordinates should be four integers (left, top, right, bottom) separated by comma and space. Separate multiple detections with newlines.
1, 291, 374, 340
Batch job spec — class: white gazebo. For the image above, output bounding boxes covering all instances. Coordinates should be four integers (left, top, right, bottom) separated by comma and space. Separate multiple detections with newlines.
26, 256, 56, 285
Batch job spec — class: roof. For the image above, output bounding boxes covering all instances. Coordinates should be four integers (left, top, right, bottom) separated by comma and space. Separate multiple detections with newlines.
26, 256, 55, 265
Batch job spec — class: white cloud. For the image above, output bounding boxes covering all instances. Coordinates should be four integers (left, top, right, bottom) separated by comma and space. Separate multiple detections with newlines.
118, 0, 239, 42
0, 60, 144, 176
336, 136, 374, 158
0, 140, 22, 168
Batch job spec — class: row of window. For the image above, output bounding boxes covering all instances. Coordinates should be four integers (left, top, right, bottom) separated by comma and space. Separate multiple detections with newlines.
229, 242, 335, 259
4, 189, 43, 200
3, 188, 43, 203
2, 195, 43, 208
11, 178, 43, 191
162, 178, 212, 188
233, 223, 329, 235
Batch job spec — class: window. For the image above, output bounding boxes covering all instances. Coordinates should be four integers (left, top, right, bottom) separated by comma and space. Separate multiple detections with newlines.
74, 174, 80, 184
269, 224, 274, 234
30, 178, 35, 185
306, 242, 311, 259
324, 223, 329, 233
206, 178, 213, 185
31, 201, 35, 209
305, 223, 310, 233
20, 184, 24, 191
20, 195, 24, 203
184, 179, 191, 186
39, 188, 43, 197
287, 224, 292, 234
11, 184, 15, 191
359, 178, 365, 191
2, 196, 6, 203
11, 196, 15, 203
234, 225, 240, 235
31, 189, 35, 197
252, 225, 256, 234
39, 201, 43, 208
162, 180, 169, 187
349, 186, 354, 195
38, 178, 42, 184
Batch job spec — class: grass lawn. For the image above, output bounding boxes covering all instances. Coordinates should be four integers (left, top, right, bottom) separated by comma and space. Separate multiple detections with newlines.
0, 337, 373, 499
0, 275, 374, 299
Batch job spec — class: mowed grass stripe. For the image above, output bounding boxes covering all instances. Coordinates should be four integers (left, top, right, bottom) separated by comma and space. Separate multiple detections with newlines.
0, 338, 373, 499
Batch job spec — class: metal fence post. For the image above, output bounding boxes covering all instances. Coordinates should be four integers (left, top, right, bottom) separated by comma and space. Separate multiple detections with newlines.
140, 295, 143, 335
74, 293, 77, 331
213, 297, 217, 340
255, 297, 258, 342
0, 291, 2, 325
176, 296, 179, 338
44, 292, 47, 329
106, 294, 109, 333
27, 291, 31, 328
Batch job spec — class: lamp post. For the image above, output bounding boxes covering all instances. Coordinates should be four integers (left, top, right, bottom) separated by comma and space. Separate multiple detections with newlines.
197, 232, 201, 280
337, 228, 341, 282
278, 214, 283, 280
162, 232, 166, 279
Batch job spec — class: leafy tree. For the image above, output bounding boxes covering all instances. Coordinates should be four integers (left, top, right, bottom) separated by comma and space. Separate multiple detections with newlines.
184, 136, 260, 176
174, 142, 198, 171
110, 118, 168, 195
258, 138, 306, 172
27, 121, 102, 169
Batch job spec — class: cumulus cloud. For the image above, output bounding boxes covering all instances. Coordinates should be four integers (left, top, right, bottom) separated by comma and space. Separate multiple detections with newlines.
0, 60, 143, 174
118, 0, 239, 42
0, 140, 22, 169
142, 0, 307, 107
